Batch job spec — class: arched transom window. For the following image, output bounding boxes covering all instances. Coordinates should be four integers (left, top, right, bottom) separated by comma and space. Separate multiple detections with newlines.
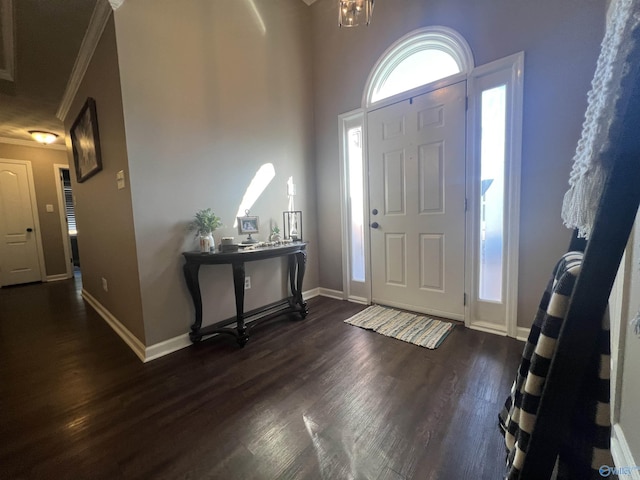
365, 26, 475, 105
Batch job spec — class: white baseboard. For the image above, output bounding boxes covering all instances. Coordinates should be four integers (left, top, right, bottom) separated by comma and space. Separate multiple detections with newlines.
144, 287, 347, 361
612, 423, 640, 479
46, 273, 71, 282
82, 289, 147, 362
516, 326, 530, 341
83, 289, 196, 363
468, 321, 507, 337
319, 288, 345, 300
348, 295, 369, 305
302, 287, 345, 301
303, 287, 320, 299
145, 333, 192, 362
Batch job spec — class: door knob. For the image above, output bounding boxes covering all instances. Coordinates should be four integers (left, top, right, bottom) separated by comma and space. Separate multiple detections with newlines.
372, 208, 378, 215
26, 228, 33, 232
371, 222, 379, 229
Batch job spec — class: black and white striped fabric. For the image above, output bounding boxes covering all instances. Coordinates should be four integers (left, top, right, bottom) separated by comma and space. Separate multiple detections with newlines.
499, 251, 614, 479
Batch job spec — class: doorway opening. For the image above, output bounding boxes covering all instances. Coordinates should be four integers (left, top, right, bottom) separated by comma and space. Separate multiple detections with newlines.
340, 26, 523, 336
54, 165, 80, 280
61, 169, 80, 268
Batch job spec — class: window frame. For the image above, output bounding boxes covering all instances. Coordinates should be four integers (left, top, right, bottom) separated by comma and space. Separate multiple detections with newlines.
363, 25, 475, 108
339, 109, 371, 304
339, 26, 524, 336
465, 52, 524, 337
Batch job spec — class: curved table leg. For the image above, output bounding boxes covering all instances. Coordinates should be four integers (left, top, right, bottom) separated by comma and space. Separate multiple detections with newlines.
232, 261, 248, 344
295, 250, 308, 318
183, 263, 203, 342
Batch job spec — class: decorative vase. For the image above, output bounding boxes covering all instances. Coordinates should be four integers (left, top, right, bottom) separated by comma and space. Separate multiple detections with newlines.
199, 232, 215, 253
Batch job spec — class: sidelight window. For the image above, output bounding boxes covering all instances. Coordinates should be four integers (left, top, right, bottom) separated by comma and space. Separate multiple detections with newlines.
468, 52, 524, 334
479, 85, 507, 302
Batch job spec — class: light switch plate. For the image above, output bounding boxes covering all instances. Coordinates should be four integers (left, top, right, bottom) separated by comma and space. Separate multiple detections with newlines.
116, 170, 125, 190
45, 204, 54, 212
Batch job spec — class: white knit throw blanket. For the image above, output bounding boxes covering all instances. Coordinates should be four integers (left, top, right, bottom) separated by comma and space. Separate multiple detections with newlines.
561, 0, 640, 238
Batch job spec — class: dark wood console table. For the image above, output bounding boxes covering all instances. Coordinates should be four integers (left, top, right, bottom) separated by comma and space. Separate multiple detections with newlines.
182, 242, 308, 347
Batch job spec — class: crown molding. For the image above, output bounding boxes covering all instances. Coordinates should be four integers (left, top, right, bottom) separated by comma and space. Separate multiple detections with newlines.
0, 0, 15, 82
108, 0, 125, 10
0, 136, 67, 151
56, 0, 112, 122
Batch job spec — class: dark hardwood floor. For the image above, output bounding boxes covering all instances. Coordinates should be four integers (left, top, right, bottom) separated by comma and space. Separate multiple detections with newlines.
0, 275, 524, 480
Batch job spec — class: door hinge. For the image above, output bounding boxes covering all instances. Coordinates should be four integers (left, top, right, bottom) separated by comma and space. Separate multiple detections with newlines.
465, 198, 468, 212
464, 293, 467, 306
465, 96, 469, 111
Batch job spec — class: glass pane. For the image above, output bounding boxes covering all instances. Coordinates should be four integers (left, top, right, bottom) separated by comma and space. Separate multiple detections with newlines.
348, 126, 365, 282
372, 49, 460, 103
479, 85, 506, 302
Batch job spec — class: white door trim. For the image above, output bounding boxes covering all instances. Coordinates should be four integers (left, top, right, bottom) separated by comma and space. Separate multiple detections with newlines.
367, 82, 467, 320
340, 55, 523, 333
465, 52, 524, 336
340, 27, 522, 337
609, 222, 638, 476
54, 164, 73, 280
339, 109, 372, 303
0, 158, 47, 285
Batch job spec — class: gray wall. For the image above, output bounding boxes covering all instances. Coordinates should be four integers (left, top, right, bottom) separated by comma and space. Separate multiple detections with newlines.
310, 0, 606, 328
64, 15, 145, 343
113, 0, 318, 345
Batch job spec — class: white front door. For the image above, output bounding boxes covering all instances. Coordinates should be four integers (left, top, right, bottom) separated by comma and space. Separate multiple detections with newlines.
368, 81, 466, 320
0, 161, 44, 286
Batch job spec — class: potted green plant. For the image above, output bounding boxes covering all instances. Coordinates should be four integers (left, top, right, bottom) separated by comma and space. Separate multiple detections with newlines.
189, 208, 223, 253
270, 223, 281, 242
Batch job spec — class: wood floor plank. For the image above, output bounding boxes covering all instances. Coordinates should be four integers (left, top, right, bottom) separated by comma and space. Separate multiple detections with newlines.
0, 275, 524, 479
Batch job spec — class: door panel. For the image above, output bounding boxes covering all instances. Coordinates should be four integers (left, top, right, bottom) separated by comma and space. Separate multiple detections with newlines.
418, 104, 444, 130
368, 81, 466, 319
383, 151, 405, 214
385, 233, 406, 285
419, 142, 444, 213
0, 162, 42, 286
420, 233, 444, 291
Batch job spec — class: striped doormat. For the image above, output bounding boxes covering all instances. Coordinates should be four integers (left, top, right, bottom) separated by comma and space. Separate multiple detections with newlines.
344, 305, 454, 349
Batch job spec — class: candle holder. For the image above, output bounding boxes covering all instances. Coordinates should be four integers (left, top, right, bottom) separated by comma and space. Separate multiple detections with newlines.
283, 211, 302, 242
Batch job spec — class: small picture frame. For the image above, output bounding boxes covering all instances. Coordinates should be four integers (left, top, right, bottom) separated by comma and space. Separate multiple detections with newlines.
70, 97, 103, 183
237, 215, 259, 244
237, 216, 259, 234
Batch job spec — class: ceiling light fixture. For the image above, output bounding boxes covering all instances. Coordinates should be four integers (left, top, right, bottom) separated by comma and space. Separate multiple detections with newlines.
29, 131, 59, 145
339, 0, 374, 27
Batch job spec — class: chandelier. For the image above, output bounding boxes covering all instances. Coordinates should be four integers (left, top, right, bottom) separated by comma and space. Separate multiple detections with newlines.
338, 0, 374, 27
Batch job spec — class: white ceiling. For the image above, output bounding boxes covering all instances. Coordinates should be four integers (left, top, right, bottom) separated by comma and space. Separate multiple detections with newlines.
0, 0, 101, 146
0, 0, 318, 147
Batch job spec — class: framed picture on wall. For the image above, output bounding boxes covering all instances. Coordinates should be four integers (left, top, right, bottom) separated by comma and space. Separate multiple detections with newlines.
70, 97, 103, 183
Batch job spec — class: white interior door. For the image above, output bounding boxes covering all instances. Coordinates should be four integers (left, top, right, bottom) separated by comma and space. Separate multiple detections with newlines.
368, 81, 466, 320
0, 161, 44, 286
